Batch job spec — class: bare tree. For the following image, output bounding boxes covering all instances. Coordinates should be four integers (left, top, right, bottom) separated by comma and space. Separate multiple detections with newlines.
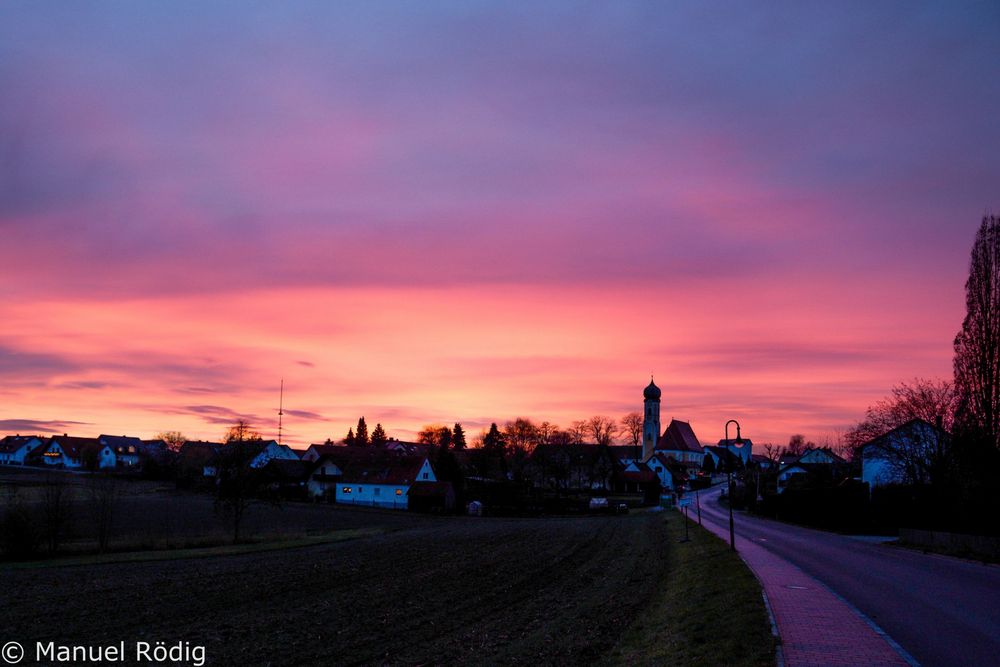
761, 442, 782, 464
621, 412, 643, 447
568, 421, 588, 444
42, 472, 72, 554
587, 416, 618, 447
954, 214, 1000, 452
89, 472, 120, 553
536, 421, 558, 445
156, 431, 187, 452
216, 420, 264, 544
845, 379, 955, 451
785, 434, 809, 458
504, 418, 539, 454
417, 424, 451, 446
845, 379, 956, 486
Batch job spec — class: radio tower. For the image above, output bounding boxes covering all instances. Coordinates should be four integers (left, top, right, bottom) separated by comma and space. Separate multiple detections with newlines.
277, 378, 284, 447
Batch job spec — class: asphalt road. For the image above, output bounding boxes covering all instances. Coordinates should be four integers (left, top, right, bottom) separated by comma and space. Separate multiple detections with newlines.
695, 487, 1000, 667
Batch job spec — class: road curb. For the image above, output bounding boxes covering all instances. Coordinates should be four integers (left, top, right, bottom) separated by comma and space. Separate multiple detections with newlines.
759, 588, 784, 667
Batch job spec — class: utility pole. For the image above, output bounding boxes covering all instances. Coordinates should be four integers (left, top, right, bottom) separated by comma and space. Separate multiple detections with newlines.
277, 378, 284, 447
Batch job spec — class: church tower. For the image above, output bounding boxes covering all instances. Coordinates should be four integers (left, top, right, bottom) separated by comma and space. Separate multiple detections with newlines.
642, 377, 661, 461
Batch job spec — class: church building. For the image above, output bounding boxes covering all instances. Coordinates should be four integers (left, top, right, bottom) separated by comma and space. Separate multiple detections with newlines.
641, 378, 706, 465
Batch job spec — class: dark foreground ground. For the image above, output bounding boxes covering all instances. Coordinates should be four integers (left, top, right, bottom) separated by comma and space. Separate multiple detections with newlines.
3, 510, 674, 666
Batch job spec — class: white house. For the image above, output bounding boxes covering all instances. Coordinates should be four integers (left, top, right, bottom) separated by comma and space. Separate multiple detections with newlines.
249, 440, 300, 469
98, 435, 144, 468
336, 456, 436, 510
306, 456, 343, 499
642, 453, 679, 491
861, 419, 948, 490
0, 436, 44, 465
42, 435, 116, 469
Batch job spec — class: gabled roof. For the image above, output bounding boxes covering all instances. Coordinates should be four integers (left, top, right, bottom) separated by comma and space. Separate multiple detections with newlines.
658, 420, 703, 453
704, 445, 740, 463
99, 435, 144, 452
49, 435, 104, 458
861, 418, 949, 452
339, 455, 429, 485
0, 435, 43, 454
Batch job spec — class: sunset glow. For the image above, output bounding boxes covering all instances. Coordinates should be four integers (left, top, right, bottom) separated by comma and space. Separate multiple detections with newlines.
2, 2, 996, 446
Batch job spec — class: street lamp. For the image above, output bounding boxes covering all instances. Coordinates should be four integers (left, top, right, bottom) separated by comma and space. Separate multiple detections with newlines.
724, 419, 744, 552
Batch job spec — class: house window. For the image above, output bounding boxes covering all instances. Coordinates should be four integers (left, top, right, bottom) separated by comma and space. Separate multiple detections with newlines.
342, 487, 352, 493
422, 472, 428, 479
395, 489, 402, 496
358, 486, 363, 493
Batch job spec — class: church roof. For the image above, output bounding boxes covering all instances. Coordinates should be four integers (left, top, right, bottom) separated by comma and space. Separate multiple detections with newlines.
643, 378, 661, 400
658, 419, 703, 453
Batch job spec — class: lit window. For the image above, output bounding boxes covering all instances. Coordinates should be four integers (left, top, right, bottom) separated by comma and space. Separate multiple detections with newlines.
342, 487, 352, 494
395, 489, 402, 496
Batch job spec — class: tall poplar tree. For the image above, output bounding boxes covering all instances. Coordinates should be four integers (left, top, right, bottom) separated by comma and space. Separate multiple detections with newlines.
954, 214, 1000, 453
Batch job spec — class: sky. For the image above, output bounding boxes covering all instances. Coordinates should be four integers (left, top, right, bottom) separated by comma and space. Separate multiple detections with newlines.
1, 1, 998, 446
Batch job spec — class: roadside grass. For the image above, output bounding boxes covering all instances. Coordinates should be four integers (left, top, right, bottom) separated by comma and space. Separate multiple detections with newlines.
607, 511, 775, 667
0, 527, 383, 570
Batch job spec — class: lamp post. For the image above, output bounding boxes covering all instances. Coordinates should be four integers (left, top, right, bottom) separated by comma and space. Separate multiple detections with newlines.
724, 419, 744, 552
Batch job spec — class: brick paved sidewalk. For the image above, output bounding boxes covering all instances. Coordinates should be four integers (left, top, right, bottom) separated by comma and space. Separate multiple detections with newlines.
696, 510, 913, 667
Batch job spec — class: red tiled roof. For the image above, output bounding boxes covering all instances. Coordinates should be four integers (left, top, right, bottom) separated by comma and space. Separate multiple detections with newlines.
49, 436, 103, 458
657, 419, 703, 453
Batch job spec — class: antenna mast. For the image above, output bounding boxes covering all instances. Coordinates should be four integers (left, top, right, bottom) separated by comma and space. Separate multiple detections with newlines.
278, 378, 284, 447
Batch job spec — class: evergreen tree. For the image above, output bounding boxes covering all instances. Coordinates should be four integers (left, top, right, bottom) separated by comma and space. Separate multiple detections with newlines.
343, 428, 355, 447
452, 423, 467, 450
481, 423, 507, 479
371, 423, 388, 447
483, 423, 505, 454
356, 417, 369, 446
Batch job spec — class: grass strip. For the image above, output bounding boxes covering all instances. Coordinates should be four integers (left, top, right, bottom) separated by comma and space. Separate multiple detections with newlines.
607, 510, 775, 667
1, 527, 383, 570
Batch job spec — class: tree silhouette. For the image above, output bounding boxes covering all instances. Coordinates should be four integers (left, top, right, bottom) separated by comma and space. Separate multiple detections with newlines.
356, 417, 369, 446
954, 214, 1000, 453
452, 423, 467, 450
587, 416, 618, 446
621, 412, 643, 447
156, 431, 187, 452
371, 423, 388, 447
343, 428, 356, 447
217, 420, 264, 543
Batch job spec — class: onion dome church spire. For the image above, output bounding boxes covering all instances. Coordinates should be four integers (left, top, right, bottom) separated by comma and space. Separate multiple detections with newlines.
642, 376, 661, 460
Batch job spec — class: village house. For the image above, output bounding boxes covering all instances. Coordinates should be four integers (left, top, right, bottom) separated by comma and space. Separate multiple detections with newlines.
776, 447, 850, 494
703, 445, 742, 473
336, 455, 437, 510
248, 440, 300, 468
716, 437, 754, 465
40, 435, 116, 469
860, 418, 949, 489
0, 435, 45, 465
98, 435, 144, 468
